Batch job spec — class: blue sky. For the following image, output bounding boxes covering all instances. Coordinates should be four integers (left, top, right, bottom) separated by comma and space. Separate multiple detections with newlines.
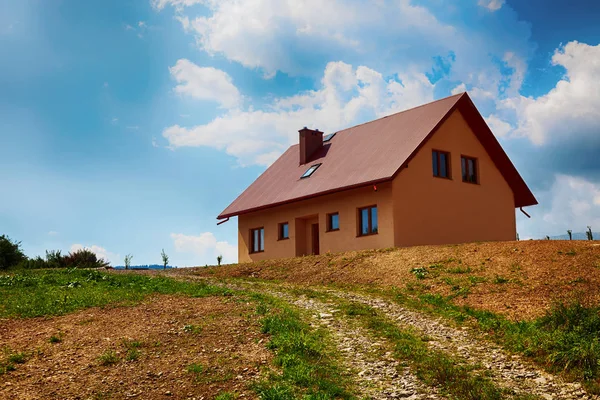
1, 0, 599, 266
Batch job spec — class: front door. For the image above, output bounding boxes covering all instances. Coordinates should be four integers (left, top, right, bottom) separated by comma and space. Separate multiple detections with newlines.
311, 223, 320, 255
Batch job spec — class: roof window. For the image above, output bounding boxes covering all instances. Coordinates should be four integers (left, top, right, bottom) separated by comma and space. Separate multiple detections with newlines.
323, 133, 336, 142
301, 163, 321, 179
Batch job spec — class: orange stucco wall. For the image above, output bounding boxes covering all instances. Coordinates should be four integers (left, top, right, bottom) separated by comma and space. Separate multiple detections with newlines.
391, 109, 516, 246
236, 108, 517, 262
237, 183, 395, 263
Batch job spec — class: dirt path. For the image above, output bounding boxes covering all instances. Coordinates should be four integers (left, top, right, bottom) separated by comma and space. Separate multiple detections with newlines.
327, 290, 592, 400
196, 276, 594, 400
266, 289, 444, 400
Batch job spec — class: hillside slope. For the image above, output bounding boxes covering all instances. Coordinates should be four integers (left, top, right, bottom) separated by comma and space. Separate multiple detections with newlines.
185, 240, 600, 319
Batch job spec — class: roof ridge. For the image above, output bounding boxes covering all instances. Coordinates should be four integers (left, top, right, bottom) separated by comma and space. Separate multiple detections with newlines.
333, 92, 465, 134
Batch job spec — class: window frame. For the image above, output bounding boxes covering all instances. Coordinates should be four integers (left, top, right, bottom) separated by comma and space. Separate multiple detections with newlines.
432, 149, 451, 179
249, 227, 265, 254
357, 205, 378, 237
278, 222, 289, 241
326, 212, 340, 232
300, 163, 322, 179
461, 155, 479, 184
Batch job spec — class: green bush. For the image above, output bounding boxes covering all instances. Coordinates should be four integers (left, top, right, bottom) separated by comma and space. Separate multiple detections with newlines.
0, 235, 27, 270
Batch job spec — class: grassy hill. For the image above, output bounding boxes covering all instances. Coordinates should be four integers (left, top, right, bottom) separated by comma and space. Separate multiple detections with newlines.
186, 240, 600, 320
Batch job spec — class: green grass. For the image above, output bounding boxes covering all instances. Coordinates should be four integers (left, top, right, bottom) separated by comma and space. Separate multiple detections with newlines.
339, 301, 535, 400
98, 349, 119, 366
388, 288, 600, 394
186, 362, 204, 375
122, 339, 143, 361
49, 334, 63, 343
215, 392, 236, 400
183, 324, 202, 334
0, 268, 232, 318
251, 293, 353, 400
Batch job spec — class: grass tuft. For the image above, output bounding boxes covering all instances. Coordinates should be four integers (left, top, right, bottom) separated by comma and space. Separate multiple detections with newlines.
98, 349, 119, 366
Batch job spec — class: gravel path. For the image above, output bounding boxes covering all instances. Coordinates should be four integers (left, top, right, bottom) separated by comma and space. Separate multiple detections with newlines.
329, 290, 593, 400
270, 289, 444, 400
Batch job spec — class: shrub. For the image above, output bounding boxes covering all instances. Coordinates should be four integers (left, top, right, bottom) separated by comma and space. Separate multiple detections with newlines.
587, 226, 594, 241
63, 249, 109, 269
0, 235, 27, 270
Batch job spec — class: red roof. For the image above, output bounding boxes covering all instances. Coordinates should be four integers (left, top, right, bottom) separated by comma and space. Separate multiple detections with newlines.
218, 92, 537, 219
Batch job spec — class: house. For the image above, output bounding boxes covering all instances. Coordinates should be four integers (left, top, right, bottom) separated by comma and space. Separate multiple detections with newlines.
217, 92, 537, 263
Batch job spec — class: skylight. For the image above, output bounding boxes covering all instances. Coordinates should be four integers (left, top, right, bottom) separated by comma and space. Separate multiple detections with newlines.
301, 163, 321, 179
323, 133, 336, 142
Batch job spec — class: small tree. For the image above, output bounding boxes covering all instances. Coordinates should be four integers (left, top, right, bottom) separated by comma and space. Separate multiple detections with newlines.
124, 254, 133, 270
587, 226, 594, 241
0, 235, 27, 270
516, 233, 520, 241
545, 235, 550, 240
217, 255, 223, 266
161, 249, 169, 270
567, 230, 572, 240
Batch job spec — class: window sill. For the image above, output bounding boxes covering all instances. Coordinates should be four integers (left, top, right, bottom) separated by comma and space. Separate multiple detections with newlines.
277, 237, 290, 241
462, 180, 480, 185
326, 229, 340, 233
433, 175, 452, 180
357, 232, 378, 238
249, 250, 265, 254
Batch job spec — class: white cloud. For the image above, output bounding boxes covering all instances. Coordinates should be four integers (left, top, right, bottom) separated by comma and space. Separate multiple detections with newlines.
103, 82, 109, 88
169, 59, 241, 108
127, 125, 140, 130
124, 24, 135, 31
540, 175, 600, 233
171, 232, 237, 266
499, 41, 600, 146
163, 61, 435, 166
70, 244, 120, 265
478, 0, 505, 11
150, 0, 204, 10
48, 231, 59, 236
152, 137, 159, 148
111, 117, 118, 124
485, 114, 513, 138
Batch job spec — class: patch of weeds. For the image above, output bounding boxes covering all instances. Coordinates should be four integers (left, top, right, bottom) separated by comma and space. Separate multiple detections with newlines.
429, 263, 444, 269
493, 275, 509, 284
49, 333, 63, 343
447, 266, 473, 274
122, 340, 143, 361
566, 250, 577, 256
405, 281, 431, 293
7, 351, 27, 364
183, 324, 202, 334
468, 276, 487, 285
187, 362, 204, 375
510, 263, 522, 272
98, 349, 119, 366
215, 392, 236, 400
0, 362, 16, 375
410, 267, 428, 280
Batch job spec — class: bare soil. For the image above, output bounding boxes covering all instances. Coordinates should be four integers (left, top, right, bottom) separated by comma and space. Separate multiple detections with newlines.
183, 241, 600, 320
0, 295, 271, 400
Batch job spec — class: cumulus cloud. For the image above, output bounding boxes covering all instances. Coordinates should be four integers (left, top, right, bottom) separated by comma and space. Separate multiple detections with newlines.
169, 59, 241, 108
155, 0, 530, 97
498, 41, 600, 146
171, 232, 237, 265
150, 0, 204, 10
163, 61, 435, 166
485, 114, 513, 138
517, 175, 600, 239
70, 244, 119, 265
478, 0, 505, 12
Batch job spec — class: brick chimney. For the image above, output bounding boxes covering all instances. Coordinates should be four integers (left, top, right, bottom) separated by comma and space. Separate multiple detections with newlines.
299, 127, 323, 165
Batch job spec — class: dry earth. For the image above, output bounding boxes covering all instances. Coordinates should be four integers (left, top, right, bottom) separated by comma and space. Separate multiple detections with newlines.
0, 295, 270, 400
